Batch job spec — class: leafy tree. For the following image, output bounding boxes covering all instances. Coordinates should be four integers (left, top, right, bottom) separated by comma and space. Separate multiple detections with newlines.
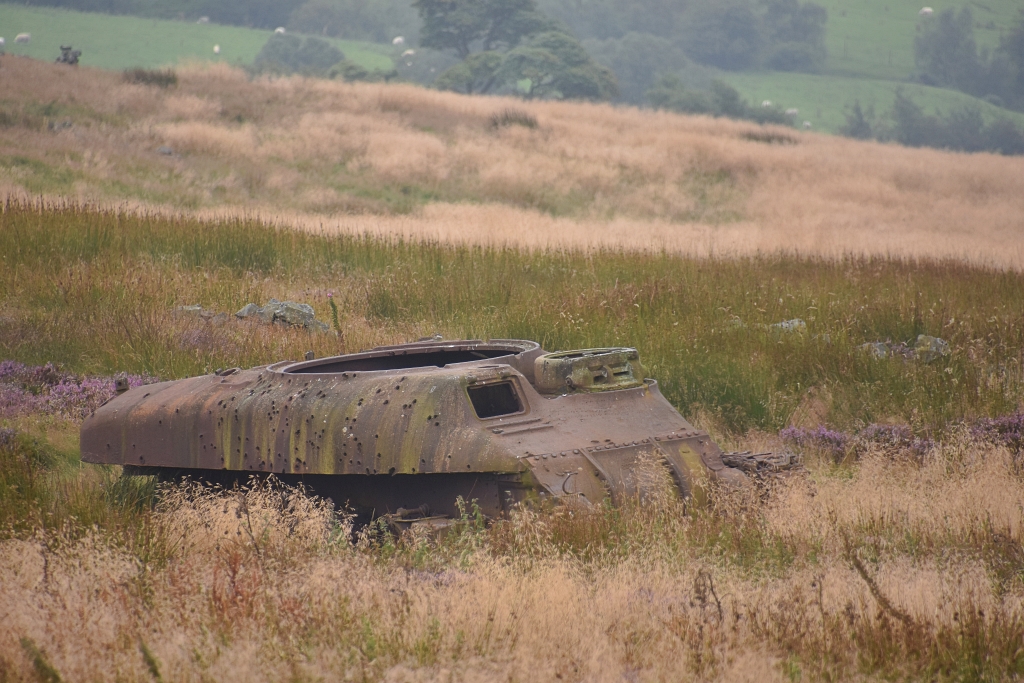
420, 1, 617, 101
583, 32, 690, 104
914, 8, 981, 92
328, 60, 399, 82
839, 101, 873, 139
648, 76, 716, 114
985, 118, 1024, 154
252, 33, 344, 76
891, 88, 942, 147
413, 0, 554, 58
647, 74, 789, 123
884, 88, 1024, 154
496, 31, 618, 99
999, 20, 1024, 107
682, 0, 763, 70
432, 51, 504, 93
759, 0, 826, 71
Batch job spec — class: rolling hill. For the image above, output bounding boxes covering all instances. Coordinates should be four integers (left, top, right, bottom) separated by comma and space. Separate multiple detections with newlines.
1, 0, 1022, 135
0, 3, 393, 71
721, 0, 1024, 132
1, 57, 1023, 269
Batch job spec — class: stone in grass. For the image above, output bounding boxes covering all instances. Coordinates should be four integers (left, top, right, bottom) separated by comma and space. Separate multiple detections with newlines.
235, 303, 261, 318
725, 317, 747, 330
276, 301, 316, 327
256, 298, 283, 323
912, 334, 950, 363
860, 341, 890, 359
236, 299, 331, 333
770, 318, 807, 334
175, 305, 227, 324
176, 304, 205, 316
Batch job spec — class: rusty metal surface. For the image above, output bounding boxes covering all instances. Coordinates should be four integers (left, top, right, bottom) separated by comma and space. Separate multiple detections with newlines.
82, 339, 749, 517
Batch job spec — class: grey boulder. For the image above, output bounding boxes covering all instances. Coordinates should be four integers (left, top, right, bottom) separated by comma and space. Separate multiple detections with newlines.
912, 335, 950, 363
235, 303, 261, 318
770, 318, 807, 334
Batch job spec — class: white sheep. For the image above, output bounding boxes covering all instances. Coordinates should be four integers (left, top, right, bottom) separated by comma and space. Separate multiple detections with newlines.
0, 38, 5, 47
213, 44, 220, 54
785, 108, 799, 116
761, 100, 773, 108
197, 16, 209, 24
803, 120, 812, 129
919, 7, 933, 16
401, 49, 415, 57
274, 27, 286, 34
392, 36, 405, 46
15, 33, 30, 44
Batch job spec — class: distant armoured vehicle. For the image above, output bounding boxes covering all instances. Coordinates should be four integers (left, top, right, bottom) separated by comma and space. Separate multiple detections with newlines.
56, 46, 81, 65
82, 339, 789, 524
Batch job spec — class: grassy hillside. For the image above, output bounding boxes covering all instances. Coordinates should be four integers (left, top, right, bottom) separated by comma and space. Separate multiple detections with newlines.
2, 2, 1020, 136
0, 3, 393, 71
721, 0, 1024, 132
5, 203, 1024, 432
722, 70, 1024, 132
2, 58, 1023, 269
1, 203, 1023, 681
817, 0, 1022, 80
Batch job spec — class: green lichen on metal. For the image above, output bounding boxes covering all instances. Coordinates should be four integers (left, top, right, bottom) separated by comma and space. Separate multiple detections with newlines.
82, 340, 785, 519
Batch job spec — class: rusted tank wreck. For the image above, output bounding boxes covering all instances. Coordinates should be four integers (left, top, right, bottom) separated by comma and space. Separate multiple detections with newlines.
82, 339, 783, 521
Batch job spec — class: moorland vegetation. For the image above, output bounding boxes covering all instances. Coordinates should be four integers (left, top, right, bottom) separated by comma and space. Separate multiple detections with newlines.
2, 58, 1024, 269
1, 201, 1024, 680
1, 25, 1024, 681
10, 0, 1024, 152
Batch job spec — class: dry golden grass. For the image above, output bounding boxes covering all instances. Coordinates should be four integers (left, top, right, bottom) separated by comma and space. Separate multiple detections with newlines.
2, 57, 1024, 267
1, 438, 1022, 682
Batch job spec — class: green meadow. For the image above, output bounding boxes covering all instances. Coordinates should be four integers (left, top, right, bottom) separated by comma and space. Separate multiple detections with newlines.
721, 0, 1024, 131
817, 0, 1021, 80
2, 0, 1022, 134
0, 3, 393, 71
3, 202, 1023, 435
721, 70, 1024, 132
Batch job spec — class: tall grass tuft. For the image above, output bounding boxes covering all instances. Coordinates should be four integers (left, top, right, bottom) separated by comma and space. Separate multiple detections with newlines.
122, 67, 177, 88
1, 434, 1022, 681
3, 200, 1024, 432
489, 107, 539, 130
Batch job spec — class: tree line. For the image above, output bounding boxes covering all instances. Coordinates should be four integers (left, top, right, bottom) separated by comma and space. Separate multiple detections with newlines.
830, 8, 1024, 156
914, 7, 1024, 113
28, 0, 1024, 154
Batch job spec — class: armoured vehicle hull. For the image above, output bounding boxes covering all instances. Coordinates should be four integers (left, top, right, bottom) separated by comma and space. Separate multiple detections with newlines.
81, 340, 751, 518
